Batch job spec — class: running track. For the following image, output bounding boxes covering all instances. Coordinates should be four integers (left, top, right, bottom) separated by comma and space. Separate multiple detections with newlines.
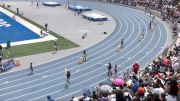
0, 1, 169, 101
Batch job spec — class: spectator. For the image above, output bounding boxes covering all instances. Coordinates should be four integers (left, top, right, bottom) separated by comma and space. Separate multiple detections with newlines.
71, 96, 78, 101
152, 83, 164, 99
146, 94, 154, 101
92, 91, 98, 100
154, 93, 161, 101
133, 62, 139, 75
160, 93, 166, 101
123, 90, 133, 101
136, 85, 146, 101
82, 93, 90, 101
133, 80, 139, 93
116, 90, 125, 101
166, 79, 178, 101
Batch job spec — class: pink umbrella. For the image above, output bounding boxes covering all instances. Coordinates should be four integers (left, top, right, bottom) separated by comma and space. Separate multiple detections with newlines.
112, 78, 125, 86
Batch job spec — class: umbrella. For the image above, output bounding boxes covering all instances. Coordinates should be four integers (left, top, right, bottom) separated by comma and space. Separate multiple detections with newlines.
112, 78, 125, 86
99, 84, 113, 93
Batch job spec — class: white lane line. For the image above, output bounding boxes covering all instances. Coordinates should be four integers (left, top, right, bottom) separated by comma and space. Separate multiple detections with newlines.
33, 22, 160, 101
4, 10, 137, 100
139, 15, 168, 70
0, 7, 151, 82
55, 16, 162, 101
54, 5, 168, 101
0, 3, 146, 79
0, 12, 127, 98
2, 9, 150, 99
0, 9, 126, 87
3, 7, 166, 101
30, 13, 161, 101
7, 10, 149, 100
0, 10, 120, 81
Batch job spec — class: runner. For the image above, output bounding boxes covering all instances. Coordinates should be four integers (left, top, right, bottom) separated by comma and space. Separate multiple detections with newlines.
29, 62, 34, 75
65, 70, 71, 87
107, 63, 112, 78
82, 50, 87, 62
149, 20, 152, 30
120, 38, 124, 49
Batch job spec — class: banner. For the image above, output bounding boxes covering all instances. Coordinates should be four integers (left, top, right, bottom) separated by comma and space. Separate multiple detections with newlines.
3, 59, 16, 71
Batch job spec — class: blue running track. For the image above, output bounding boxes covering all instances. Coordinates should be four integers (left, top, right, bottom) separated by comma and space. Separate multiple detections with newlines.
0, 1, 169, 101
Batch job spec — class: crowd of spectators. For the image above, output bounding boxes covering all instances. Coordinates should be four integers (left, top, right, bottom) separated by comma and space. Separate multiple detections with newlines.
112, 0, 180, 24
69, 44, 180, 101
65, 0, 180, 101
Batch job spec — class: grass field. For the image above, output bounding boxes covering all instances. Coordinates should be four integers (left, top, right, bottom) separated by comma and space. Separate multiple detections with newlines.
1, 4, 79, 58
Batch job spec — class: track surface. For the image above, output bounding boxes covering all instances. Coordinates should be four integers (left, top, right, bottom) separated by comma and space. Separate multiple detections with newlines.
0, 1, 168, 101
